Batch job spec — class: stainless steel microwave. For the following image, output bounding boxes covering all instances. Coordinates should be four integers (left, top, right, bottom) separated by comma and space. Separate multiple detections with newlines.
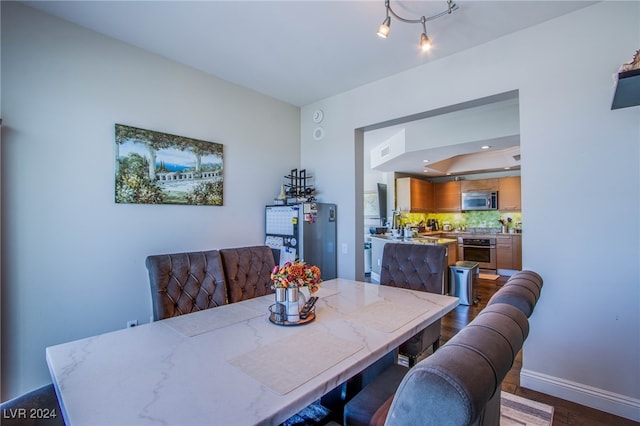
461, 191, 498, 211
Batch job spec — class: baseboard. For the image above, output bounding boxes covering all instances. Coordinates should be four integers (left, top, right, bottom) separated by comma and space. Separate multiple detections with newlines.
520, 369, 640, 422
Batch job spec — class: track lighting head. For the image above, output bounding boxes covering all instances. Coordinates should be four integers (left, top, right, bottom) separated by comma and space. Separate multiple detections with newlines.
420, 33, 432, 52
376, 0, 458, 52
377, 16, 391, 38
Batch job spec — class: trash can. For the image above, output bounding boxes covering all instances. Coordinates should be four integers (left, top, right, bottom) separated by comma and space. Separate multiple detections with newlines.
449, 261, 479, 305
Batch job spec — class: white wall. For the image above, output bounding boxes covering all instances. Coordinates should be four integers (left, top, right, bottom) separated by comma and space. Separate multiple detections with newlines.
302, 2, 640, 421
1, 3, 300, 399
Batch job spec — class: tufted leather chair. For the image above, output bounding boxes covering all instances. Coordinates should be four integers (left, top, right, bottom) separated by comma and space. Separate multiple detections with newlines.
487, 270, 544, 318
219, 245, 276, 303
379, 243, 448, 366
344, 303, 530, 426
146, 250, 228, 321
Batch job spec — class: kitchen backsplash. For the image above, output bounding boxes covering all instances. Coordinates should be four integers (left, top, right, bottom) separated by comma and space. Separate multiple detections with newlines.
404, 211, 522, 231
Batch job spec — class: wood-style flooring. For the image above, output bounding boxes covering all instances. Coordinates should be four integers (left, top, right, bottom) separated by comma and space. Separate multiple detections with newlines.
439, 275, 639, 426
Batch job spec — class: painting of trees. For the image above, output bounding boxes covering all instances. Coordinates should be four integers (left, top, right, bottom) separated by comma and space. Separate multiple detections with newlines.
115, 124, 224, 205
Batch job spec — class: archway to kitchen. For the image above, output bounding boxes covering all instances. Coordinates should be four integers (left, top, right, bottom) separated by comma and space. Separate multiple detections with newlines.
354, 90, 521, 282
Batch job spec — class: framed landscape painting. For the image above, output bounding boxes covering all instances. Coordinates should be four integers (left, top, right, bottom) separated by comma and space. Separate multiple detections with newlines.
115, 124, 223, 205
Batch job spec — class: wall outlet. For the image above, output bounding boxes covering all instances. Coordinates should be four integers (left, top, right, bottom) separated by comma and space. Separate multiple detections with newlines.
126, 320, 138, 328
342, 243, 348, 254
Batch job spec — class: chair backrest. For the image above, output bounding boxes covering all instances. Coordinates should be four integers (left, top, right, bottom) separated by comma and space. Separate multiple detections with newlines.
384, 303, 529, 426
145, 250, 228, 320
487, 270, 544, 317
379, 243, 447, 294
220, 245, 276, 303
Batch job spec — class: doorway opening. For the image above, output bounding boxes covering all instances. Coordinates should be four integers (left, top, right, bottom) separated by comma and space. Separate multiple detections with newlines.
357, 90, 521, 281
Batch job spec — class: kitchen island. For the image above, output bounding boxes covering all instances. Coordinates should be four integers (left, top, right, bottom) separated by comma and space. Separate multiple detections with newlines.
369, 234, 458, 284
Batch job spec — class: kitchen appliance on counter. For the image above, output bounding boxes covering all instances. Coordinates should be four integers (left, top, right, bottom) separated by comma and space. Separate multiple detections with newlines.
426, 218, 439, 231
458, 237, 496, 271
461, 191, 498, 211
265, 203, 337, 280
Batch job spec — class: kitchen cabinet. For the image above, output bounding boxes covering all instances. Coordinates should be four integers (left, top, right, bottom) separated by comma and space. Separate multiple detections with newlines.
498, 176, 521, 211
445, 240, 459, 266
496, 234, 522, 271
496, 236, 513, 270
460, 179, 499, 192
512, 234, 522, 270
434, 181, 461, 212
396, 177, 433, 212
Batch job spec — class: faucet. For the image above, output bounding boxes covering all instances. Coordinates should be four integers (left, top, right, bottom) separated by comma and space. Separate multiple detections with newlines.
390, 210, 399, 229
391, 210, 404, 230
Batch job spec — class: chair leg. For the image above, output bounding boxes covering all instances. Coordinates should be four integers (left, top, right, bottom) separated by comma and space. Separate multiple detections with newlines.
432, 338, 440, 353
408, 355, 417, 368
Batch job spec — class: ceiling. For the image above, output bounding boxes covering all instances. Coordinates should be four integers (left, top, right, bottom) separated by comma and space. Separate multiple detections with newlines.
24, 1, 596, 107
365, 95, 522, 176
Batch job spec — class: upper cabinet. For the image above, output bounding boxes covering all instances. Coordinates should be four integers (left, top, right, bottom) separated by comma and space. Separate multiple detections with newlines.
396, 176, 520, 213
434, 181, 461, 212
498, 176, 521, 211
460, 179, 499, 192
396, 177, 433, 212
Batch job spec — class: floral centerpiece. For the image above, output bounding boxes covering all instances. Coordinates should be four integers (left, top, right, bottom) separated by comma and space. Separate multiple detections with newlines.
271, 261, 322, 294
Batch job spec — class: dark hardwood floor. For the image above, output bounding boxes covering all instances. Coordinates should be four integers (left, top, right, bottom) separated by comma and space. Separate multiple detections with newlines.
438, 275, 639, 426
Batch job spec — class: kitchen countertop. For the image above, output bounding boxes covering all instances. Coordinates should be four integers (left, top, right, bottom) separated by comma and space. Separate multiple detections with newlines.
420, 230, 522, 237
369, 234, 458, 245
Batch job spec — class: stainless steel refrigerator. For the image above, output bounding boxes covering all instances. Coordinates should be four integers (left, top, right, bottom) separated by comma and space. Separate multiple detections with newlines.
265, 202, 337, 280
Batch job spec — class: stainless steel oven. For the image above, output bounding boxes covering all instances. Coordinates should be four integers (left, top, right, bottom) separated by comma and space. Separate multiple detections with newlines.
458, 237, 496, 270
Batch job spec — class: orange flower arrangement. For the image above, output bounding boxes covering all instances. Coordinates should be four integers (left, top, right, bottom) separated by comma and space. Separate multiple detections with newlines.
271, 261, 322, 293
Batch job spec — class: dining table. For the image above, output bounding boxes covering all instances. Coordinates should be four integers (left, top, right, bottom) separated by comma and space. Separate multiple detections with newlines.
46, 278, 459, 426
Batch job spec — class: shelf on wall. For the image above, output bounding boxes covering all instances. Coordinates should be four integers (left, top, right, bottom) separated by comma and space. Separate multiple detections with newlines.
611, 69, 640, 110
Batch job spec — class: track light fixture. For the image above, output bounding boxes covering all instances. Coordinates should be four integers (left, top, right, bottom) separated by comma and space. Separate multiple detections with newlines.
376, 0, 458, 51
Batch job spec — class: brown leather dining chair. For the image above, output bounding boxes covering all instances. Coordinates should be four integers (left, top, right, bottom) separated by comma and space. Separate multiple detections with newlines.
145, 249, 228, 320
379, 243, 448, 367
219, 245, 276, 303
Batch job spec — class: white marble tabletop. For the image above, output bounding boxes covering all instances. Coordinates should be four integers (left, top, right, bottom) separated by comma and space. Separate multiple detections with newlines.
46, 278, 458, 426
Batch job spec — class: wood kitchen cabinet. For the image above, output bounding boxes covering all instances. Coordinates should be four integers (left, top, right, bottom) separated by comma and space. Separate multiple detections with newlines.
497, 234, 522, 271
396, 177, 433, 212
496, 235, 513, 270
434, 181, 461, 212
512, 234, 522, 270
460, 178, 499, 192
498, 176, 521, 211
446, 241, 459, 266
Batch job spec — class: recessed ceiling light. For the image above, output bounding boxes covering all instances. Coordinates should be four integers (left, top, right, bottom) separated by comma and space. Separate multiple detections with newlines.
423, 159, 429, 163
481, 145, 491, 150
504, 167, 511, 170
